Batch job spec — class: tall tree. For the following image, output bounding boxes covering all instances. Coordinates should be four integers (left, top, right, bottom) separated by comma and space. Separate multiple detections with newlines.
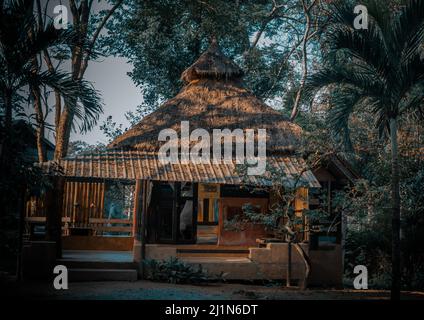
0, 0, 103, 164
103, 0, 324, 117
305, 0, 424, 299
54, 0, 123, 159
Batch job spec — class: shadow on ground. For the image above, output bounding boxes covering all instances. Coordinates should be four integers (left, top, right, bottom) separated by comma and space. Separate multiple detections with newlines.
2, 277, 424, 300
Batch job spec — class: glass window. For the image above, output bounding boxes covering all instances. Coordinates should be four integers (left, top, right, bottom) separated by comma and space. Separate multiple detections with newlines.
104, 182, 135, 220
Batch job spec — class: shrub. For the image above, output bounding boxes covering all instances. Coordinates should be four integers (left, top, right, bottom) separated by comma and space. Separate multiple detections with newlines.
143, 257, 225, 284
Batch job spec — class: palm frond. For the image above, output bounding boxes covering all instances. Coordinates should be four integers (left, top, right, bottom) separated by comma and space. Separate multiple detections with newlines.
35, 71, 104, 133
304, 63, 384, 103
393, 0, 424, 60
309, 0, 424, 137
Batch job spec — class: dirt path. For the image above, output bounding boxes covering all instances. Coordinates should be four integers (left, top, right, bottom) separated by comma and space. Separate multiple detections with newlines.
2, 279, 424, 300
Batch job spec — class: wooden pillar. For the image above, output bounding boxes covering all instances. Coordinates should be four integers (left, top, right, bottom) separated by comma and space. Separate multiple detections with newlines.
17, 184, 28, 280
140, 180, 148, 278
46, 176, 65, 258
132, 179, 148, 278
172, 182, 180, 242
133, 179, 142, 238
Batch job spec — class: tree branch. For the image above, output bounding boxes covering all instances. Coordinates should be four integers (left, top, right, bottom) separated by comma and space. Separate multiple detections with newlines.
79, 0, 124, 77
290, 0, 317, 121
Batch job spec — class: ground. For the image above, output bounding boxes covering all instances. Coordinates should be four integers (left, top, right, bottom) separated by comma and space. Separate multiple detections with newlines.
2, 278, 424, 300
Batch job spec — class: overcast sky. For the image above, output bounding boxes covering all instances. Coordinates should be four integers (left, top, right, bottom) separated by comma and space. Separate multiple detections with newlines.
70, 57, 143, 146
37, 1, 143, 146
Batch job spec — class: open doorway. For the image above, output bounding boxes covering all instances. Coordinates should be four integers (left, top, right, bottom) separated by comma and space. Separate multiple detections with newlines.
148, 182, 198, 244
197, 184, 220, 244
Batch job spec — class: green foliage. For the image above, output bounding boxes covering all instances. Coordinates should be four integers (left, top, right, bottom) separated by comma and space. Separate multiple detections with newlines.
102, 0, 322, 114
0, 0, 104, 133
303, 0, 424, 293
234, 162, 329, 242
67, 140, 106, 157
0, 121, 53, 274
99, 115, 126, 143
305, 0, 424, 142
338, 140, 424, 289
143, 257, 224, 284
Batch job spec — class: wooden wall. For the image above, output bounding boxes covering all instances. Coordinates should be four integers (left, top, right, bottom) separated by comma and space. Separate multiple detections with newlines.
26, 181, 105, 223
62, 181, 105, 225
218, 197, 270, 246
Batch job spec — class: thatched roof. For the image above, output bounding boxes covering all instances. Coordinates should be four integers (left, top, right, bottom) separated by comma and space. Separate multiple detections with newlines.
38, 150, 320, 188
109, 40, 302, 153
181, 38, 244, 83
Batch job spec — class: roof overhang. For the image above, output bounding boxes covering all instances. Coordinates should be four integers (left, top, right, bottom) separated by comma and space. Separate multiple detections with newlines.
37, 150, 320, 188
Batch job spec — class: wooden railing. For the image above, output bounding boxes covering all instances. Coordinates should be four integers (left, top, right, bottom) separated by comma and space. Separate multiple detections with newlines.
24, 216, 133, 237
25, 181, 134, 238
88, 218, 133, 235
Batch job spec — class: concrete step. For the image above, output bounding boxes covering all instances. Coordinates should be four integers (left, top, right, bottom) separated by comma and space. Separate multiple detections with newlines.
69, 268, 138, 282
176, 247, 249, 258
177, 248, 249, 254
178, 252, 248, 258
57, 259, 137, 270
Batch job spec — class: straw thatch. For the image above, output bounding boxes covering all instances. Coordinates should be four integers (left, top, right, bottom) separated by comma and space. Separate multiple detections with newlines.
109, 40, 302, 153
37, 150, 320, 188
181, 38, 244, 83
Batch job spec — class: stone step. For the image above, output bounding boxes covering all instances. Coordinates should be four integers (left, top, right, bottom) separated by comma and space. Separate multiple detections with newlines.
68, 268, 138, 282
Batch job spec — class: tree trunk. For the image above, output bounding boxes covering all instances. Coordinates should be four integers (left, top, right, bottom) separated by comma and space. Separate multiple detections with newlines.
3, 89, 12, 131
54, 106, 74, 160
32, 86, 46, 162
389, 118, 401, 300
52, 0, 122, 160
54, 91, 62, 130
293, 243, 311, 289
1, 89, 13, 166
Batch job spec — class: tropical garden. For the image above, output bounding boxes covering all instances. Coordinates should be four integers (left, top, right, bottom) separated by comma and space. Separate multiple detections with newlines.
0, 0, 423, 300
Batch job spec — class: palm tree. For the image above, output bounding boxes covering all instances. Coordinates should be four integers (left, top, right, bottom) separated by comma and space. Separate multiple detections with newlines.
305, 0, 424, 299
0, 0, 103, 163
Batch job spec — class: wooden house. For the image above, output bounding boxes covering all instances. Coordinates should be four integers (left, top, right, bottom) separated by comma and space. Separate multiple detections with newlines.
28, 40, 356, 286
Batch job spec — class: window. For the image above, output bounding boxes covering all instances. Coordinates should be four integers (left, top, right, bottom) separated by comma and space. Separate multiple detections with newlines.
104, 182, 135, 220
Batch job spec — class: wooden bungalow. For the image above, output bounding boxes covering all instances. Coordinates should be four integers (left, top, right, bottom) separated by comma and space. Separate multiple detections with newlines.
27, 40, 355, 286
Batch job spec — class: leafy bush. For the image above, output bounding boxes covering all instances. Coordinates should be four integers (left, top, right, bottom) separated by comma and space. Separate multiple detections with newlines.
143, 257, 225, 284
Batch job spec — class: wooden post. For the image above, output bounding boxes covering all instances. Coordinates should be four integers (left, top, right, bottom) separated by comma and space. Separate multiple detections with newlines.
133, 180, 142, 237
140, 180, 148, 278
17, 184, 28, 281
46, 176, 65, 258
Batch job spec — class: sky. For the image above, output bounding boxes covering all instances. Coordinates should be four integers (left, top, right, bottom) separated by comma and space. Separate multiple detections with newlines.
42, 56, 142, 146
38, 0, 144, 146
70, 57, 143, 145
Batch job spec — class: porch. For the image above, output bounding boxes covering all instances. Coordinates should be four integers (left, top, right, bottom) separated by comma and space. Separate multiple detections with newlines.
24, 151, 345, 286
54, 241, 330, 283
